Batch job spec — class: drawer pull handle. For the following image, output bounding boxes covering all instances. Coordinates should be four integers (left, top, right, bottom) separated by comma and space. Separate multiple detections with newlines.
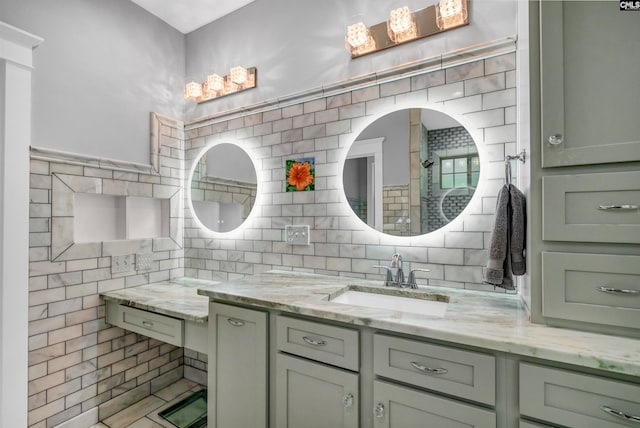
141, 320, 154, 328
410, 361, 448, 375
302, 336, 327, 346
600, 405, 640, 423
343, 393, 354, 408
227, 318, 245, 326
374, 403, 385, 419
597, 286, 639, 295
598, 204, 639, 211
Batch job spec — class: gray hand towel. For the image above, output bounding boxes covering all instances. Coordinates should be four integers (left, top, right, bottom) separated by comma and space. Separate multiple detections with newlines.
484, 184, 526, 290
485, 184, 513, 289
509, 184, 526, 275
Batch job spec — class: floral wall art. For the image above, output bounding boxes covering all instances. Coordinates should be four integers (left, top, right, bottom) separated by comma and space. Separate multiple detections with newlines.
286, 157, 315, 192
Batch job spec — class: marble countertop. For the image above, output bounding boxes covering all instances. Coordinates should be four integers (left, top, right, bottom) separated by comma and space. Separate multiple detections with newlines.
101, 277, 213, 322
196, 271, 640, 378
101, 272, 640, 378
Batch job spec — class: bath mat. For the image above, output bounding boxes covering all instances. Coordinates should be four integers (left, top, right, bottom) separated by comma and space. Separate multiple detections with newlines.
158, 389, 207, 428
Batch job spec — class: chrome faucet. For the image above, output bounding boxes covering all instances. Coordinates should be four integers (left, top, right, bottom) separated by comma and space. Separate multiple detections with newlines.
373, 252, 430, 289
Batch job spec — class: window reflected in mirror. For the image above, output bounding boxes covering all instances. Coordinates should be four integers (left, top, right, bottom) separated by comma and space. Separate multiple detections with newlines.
342, 108, 479, 237
189, 143, 257, 233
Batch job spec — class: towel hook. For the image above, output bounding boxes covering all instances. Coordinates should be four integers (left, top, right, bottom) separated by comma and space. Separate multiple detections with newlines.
504, 150, 526, 185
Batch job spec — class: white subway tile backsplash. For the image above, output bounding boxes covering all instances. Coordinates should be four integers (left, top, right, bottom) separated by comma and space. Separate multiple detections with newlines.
428, 248, 464, 265
444, 231, 484, 249
483, 88, 517, 110
464, 73, 505, 96
484, 124, 517, 144
428, 82, 464, 102
484, 52, 516, 74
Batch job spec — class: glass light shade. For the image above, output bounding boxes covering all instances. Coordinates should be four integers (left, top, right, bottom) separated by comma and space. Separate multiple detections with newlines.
206, 74, 225, 92
346, 22, 368, 48
387, 6, 417, 43
184, 81, 203, 99
436, 0, 468, 30
229, 66, 248, 85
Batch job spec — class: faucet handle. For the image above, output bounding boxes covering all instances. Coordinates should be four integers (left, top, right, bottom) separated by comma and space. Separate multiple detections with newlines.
391, 253, 403, 269
372, 265, 394, 286
406, 268, 431, 289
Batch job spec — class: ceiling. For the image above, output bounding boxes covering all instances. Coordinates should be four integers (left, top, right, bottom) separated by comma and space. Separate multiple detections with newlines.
130, 0, 255, 34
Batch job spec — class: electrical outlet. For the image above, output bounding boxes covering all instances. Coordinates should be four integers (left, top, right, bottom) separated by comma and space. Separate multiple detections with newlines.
112, 255, 133, 274
285, 225, 310, 245
137, 253, 153, 271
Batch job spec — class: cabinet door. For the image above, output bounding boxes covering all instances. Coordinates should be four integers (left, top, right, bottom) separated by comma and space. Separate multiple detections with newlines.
540, 2, 640, 167
275, 353, 358, 428
373, 380, 496, 428
208, 302, 267, 428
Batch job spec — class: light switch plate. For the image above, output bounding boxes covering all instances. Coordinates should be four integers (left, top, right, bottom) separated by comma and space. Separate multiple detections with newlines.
112, 255, 133, 274
137, 253, 153, 271
285, 225, 310, 245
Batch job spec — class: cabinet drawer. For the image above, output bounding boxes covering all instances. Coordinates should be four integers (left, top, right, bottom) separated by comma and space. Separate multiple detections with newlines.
373, 334, 495, 405
543, 172, 640, 243
373, 380, 496, 427
542, 252, 640, 328
276, 316, 359, 371
520, 363, 640, 427
106, 302, 183, 347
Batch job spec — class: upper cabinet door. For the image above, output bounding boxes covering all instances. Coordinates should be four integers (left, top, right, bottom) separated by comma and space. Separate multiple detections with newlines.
540, 2, 640, 167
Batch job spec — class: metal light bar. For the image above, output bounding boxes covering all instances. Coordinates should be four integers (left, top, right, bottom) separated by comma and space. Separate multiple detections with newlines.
346, 0, 469, 58
184, 66, 258, 103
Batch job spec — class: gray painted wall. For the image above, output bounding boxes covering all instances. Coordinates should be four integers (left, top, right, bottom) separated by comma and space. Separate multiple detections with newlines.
185, 0, 517, 120
0, 0, 185, 164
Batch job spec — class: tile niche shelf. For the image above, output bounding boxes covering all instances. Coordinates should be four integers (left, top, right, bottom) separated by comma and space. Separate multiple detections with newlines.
74, 193, 170, 242
51, 172, 183, 261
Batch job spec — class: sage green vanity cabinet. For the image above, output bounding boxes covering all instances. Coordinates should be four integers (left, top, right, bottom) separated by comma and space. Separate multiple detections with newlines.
204, 299, 638, 428
536, 0, 640, 335
274, 315, 360, 428
275, 353, 359, 428
373, 333, 496, 406
372, 334, 498, 427
542, 172, 640, 244
520, 362, 640, 427
542, 252, 640, 328
540, 1, 640, 167
208, 302, 268, 428
373, 380, 497, 427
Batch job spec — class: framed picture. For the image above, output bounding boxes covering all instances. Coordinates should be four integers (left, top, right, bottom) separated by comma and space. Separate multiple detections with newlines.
286, 157, 315, 192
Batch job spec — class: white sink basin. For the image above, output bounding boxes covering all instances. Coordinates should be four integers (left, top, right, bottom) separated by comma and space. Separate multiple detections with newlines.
330, 288, 448, 318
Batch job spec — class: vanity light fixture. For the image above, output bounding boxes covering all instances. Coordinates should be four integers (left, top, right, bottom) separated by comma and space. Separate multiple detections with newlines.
436, 0, 468, 30
184, 81, 203, 99
184, 66, 257, 103
345, 22, 377, 56
387, 6, 417, 43
345, 0, 469, 59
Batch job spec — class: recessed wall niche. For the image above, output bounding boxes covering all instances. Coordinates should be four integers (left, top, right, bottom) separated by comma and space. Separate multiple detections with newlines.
73, 194, 170, 243
51, 173, 182, 260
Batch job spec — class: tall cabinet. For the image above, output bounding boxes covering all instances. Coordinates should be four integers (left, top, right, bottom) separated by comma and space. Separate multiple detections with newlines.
208, 302, 268, 428
531, 1, 640, 335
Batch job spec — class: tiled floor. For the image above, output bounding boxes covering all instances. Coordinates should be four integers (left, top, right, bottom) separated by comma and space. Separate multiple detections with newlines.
90, 379, 205, 428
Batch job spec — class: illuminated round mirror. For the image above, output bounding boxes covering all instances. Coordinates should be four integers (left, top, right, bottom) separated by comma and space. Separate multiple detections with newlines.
342, 107, 480, 237
189, 143, 257, 233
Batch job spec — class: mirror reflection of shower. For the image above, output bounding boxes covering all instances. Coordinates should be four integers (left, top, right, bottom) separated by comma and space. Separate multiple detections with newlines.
343, 108, 479, 237
190, 143, 257, 233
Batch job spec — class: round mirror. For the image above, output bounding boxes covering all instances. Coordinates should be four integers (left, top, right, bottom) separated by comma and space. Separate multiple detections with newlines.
342, 107, 480, 237
189, 142, 258, 233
